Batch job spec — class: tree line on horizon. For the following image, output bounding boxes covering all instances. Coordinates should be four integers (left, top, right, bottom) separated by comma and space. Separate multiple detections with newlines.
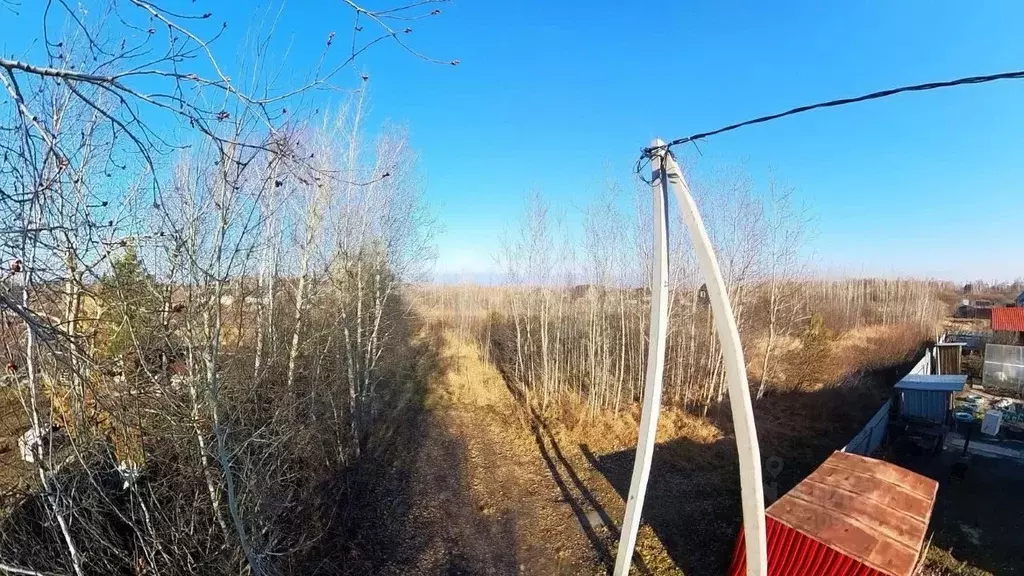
422, 172, 947, 419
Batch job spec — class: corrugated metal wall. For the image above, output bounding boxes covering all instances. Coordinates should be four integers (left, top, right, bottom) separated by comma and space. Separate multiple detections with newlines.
728, 517, 887, 576
843, 398, 891, 456
727, 349, 936, 575
898, 389, 949, 424
842, 350, 932, 456
895, 349, 954, 423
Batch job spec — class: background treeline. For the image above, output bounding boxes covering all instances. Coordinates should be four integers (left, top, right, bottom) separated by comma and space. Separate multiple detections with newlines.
422, 172, 945, 419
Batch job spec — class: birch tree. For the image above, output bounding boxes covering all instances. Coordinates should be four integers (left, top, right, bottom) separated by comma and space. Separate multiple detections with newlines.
0, 1, 451, 573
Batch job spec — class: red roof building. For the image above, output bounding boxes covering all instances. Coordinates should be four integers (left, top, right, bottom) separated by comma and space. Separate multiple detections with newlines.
992, 307, 1024, 332
728, 451, 938, 576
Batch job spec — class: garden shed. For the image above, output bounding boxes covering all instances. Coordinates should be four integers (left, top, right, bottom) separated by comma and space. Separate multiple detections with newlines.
894, 374, 967, 425
728, 451, 938, 576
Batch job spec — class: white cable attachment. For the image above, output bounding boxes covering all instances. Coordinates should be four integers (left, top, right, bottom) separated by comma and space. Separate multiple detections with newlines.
612, 141, 671, 576
612, 140, 767, 576
660, 146, 767, 576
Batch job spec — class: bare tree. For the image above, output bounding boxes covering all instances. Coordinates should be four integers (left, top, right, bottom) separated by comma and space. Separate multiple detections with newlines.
480, 160, 933, 420
0, 2, 450, 574
756, 178, 810, 400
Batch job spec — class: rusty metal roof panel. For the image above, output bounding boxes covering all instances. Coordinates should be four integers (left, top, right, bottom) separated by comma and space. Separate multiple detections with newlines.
765, 451, 938, 576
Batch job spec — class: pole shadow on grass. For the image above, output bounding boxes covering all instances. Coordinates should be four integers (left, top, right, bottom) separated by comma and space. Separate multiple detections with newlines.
584, 350, 925, 576
484, 318, 928, 574
491, 367, 649, 575
525, 403, 647, 575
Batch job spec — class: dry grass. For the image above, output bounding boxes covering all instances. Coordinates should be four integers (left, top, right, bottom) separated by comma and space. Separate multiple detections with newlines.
832, 323, 932, 374
390, 323, 617, 574
407, 294, 936, 574
769, 321, 929, 395
556, 401, 725, 456
428, 330, 509, 408
0, 387, 32, 498
746, 334, 801, 382
922, 547, 994, 576
475, 315, 928, 491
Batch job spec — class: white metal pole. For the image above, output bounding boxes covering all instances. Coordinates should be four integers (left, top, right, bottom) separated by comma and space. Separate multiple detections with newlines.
612, 139, 671, 576
660, 147, 768, 576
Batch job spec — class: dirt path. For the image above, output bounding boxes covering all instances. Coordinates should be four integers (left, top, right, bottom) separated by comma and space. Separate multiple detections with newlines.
379, 326, 634, 575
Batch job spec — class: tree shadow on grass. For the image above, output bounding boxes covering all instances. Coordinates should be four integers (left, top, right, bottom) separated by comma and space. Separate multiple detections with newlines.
586, 351, 923, 576
296, 316, 520, 576
494, 368, 649, 575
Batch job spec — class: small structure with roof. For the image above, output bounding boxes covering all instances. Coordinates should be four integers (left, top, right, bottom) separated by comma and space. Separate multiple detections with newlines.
992, 306, 1024, 344
893, 374, 967, 425
728, 451, 938, 576
933, 341, 965, 375
955, 299, 994, 320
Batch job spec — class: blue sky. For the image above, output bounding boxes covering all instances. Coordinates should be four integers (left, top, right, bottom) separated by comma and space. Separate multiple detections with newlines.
6, 2, 1024, 281
354, 1, 1024, 282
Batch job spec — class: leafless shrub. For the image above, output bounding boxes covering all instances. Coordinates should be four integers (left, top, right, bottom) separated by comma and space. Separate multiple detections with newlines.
0, 2, 445, 574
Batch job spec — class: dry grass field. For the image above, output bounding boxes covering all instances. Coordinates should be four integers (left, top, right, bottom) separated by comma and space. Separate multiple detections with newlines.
359, 292, 943, 574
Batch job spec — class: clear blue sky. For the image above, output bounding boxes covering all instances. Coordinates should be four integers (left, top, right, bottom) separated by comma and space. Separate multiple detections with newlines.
7, 2, 1024, 281
352, 1, 1024, 282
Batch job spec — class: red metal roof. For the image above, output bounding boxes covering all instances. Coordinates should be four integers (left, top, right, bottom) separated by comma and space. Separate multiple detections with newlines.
992, 307, 1024, 332
730, 517, 891, 576
728, 451, 938, 576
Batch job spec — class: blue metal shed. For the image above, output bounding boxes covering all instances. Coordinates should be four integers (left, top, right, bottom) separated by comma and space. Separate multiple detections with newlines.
894, 374, 967, 424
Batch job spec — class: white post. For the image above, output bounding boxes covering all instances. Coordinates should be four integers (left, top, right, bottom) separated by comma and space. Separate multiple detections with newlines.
612, 139, 671, 576
660, 148, 768, 576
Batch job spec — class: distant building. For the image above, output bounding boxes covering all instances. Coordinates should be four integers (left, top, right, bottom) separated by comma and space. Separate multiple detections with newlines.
992, 306, 1024, 344
955, 301, 993, 320
569, 284, 596, 300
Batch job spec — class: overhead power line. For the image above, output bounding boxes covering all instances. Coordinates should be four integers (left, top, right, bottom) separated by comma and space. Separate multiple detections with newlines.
638, 69, 1024, 177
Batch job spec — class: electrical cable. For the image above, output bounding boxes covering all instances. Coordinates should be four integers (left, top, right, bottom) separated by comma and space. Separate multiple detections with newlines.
637, 69, 1024, 181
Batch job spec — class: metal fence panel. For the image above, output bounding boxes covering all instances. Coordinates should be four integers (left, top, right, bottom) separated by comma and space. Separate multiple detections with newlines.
843, 398, 892, 456
945, 332, 989, 352
983, 344, 1024, 394
843, 350, 933, 456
